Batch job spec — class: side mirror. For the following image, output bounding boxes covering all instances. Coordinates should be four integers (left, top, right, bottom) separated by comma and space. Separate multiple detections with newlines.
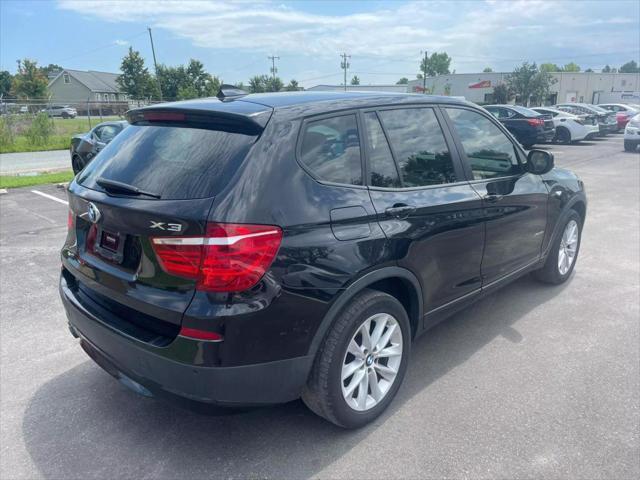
527, 149, 554, 174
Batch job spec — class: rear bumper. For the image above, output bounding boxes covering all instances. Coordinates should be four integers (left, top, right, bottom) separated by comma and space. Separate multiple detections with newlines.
59, 275, 312, 406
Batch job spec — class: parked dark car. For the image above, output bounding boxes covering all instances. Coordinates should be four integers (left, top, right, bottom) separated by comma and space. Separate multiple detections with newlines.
555, 103, 617, 135
484, 105, 556, 149
41, 104, 77, 118
59, 91, 587, 428
70, 120, 128, 174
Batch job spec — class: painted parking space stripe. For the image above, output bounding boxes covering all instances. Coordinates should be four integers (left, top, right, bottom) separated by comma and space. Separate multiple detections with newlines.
30, 189, 68, 206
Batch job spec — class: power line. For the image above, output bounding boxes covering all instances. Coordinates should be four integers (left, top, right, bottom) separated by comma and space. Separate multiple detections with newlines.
52, 31, 148, 65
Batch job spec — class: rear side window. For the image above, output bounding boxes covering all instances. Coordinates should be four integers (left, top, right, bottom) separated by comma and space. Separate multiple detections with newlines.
299, 115, 362, 185
78, 125, 257, 199
377, 108, 456, 187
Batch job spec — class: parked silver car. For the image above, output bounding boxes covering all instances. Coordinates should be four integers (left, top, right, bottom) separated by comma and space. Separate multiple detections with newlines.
41, 105, 77, 119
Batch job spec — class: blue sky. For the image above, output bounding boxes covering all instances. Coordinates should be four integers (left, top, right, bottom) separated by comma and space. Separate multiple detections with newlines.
1, 0, 638, 87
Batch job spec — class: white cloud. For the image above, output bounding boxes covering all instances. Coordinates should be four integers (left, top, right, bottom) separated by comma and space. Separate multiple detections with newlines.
56, 0, 639, 82
113, 39, 129, 46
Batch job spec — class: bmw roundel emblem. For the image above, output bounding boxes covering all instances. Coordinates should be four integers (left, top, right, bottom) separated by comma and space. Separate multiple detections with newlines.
87, 202, 101, 224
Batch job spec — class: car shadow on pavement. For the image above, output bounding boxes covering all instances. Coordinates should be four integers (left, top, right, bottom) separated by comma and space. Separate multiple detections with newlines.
22, 274, 570, 480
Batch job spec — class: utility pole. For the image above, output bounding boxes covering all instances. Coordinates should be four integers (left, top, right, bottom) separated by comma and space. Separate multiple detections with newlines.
340, 53, 351, 91
147, 27, 162, 101
268, 55, 280, 80
421, 50, 428, 94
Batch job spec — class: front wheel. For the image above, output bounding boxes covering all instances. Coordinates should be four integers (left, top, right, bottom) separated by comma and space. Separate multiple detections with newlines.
533, 210, 582, 284
302, 289, 411, 428
555, 127, 571, 144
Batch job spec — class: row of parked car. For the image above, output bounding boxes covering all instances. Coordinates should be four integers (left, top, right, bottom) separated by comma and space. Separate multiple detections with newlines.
483, 102, 639, 150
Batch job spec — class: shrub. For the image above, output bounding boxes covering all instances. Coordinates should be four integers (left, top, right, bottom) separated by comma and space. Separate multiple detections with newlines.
25, 112, 54, 145
0, 115, 15, 148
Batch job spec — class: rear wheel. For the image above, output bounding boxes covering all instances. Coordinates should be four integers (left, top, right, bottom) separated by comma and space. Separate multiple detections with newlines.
533, 210, 582, 284
555, 127, 571, 144
302, 289, 411, 428
624, 140, 639, 152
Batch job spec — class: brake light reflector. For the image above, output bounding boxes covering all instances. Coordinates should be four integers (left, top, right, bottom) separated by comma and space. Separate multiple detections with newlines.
143, 111, 186, 122
179, 327, 223, 342
151, 223, 283, 292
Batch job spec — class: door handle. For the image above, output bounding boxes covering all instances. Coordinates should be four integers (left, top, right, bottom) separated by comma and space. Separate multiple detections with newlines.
385, 204, 416, 218
483, 194, 504, 203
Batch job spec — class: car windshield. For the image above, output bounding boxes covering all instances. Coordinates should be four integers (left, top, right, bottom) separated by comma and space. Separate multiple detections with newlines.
587, 105, 608, 113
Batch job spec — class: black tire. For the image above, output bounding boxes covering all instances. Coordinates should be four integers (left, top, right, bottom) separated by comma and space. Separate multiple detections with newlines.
533, 210, 582, 284
302, 289, 411, 428
61, 112, 69, 119
624, 140, 639, 152
72, 155, 84, 174
555, 127, 571, 144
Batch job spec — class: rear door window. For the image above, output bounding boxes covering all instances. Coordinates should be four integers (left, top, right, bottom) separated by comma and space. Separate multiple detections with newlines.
78, 125, 257, 199
299, 114, 362, 185
363, 112, 401, 188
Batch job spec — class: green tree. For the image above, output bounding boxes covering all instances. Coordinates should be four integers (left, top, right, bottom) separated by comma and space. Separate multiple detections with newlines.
483, 67, 493, 72
117, 47, 155, 99
506, 62, 555, 106
619, 60, 639, 73
602, 65, 612, 73
12, 59, 48, 99
562, 62, 581, 72
284, 79, 300, 91
248, 75, 268, 93
266, 76, 283, 92
350, 75, 360, 85
156, 64, 188, 100
396, 77, 409, 85
0, 71, 12, 97
584, 68, 594, 72
234, 82, 246, 91
540, 63, 561, 73
419, 52, 451, 77
492, 83, 512, 104
39, 63, 63, 77
186, 59, 220, 97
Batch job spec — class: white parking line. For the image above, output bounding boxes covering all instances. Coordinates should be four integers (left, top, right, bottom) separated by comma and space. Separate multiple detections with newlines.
30, 189, 68, 206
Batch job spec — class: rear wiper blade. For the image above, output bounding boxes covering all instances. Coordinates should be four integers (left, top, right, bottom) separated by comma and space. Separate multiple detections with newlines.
96, 177, 161, 199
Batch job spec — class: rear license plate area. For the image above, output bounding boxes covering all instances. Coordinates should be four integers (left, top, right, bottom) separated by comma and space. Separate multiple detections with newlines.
95, 227, 125, 263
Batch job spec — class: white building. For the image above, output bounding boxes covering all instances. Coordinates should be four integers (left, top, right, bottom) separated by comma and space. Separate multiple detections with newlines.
406, 72, 640, 105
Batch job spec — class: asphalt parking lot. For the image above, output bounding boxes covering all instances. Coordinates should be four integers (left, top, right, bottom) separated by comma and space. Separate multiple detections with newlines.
1, 135, 638, 479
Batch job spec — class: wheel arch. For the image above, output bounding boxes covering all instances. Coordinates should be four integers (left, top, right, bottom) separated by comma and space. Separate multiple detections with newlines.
307, 267, 424, 358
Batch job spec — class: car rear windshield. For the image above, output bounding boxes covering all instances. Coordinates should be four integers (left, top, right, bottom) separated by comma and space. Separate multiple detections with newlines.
509, 105, 540, 117
77, 124, 257, 199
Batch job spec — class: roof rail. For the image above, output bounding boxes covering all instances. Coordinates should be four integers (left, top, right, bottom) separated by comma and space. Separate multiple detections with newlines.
216, 84, 249, 102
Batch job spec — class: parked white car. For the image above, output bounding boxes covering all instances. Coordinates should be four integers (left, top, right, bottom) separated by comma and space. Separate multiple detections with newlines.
624, 113, 640, 152
532, 107, 599, 143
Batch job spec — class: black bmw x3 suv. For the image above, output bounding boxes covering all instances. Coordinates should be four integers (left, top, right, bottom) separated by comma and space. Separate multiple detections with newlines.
60, 90, 586, 428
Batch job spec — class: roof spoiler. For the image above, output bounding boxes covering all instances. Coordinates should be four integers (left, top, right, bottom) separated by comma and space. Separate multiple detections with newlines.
126, 106, 271, 135
216, 84, 249, 102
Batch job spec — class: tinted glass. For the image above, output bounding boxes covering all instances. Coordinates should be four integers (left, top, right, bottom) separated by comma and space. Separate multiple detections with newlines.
100, 125, 119, 142
446, 108, 521, 180
78, 125, 257, 199
299, 115, 362, 185
378, 108, 456, 187
363, 112, 401, 188
509, 105, 540, 117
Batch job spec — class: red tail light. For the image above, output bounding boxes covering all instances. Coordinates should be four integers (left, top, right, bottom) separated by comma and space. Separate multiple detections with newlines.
527, 118, 544, 127
179, 327, 223, 342
151, 223, 283, 292
67, 210, 74, 229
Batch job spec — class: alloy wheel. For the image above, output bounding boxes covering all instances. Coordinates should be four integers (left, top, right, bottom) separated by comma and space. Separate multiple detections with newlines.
341, 313, 403, 411
558, 219, 579, 275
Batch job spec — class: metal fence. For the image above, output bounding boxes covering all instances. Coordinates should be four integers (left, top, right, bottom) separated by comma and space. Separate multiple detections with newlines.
0, 98, 162, 118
